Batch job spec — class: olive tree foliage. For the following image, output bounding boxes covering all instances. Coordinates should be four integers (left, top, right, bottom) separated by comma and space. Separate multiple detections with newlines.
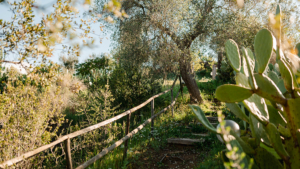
0, 0, 81, 67
210, 0, 300, 52
108, 33, 163, 109
93, 0, 292, 103
113, 14, 180, 82
0, 0, 126, 67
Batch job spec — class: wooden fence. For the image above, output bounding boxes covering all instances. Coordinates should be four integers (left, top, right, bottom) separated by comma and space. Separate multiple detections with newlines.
0, 75, 183, 169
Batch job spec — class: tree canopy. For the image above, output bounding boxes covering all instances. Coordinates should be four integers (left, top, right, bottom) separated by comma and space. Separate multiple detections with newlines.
93, 0, 300, 103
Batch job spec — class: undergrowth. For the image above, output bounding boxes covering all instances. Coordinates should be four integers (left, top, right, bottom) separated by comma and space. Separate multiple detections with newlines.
82, 78, 228, 169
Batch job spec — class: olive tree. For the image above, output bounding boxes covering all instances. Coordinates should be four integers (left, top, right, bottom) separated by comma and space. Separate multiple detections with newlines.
94, 0, 300, 103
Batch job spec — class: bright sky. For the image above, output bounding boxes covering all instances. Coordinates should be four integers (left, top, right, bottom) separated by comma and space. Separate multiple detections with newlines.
2, 0, 299, 65
0, 0, 113, 64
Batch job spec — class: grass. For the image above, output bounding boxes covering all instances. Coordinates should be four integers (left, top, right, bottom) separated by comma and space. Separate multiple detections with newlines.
94, 77, 229, 169
196, 141, 225, 169
90, 81, 188, 168
55, 76, 229, 169
90, 78, 227, 169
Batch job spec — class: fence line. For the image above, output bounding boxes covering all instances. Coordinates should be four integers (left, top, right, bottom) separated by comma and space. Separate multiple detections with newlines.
76, 89, 181, 169
0, 75, 182, 169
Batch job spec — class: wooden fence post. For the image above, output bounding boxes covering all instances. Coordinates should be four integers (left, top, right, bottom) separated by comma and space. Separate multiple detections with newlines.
123, 113, 131, 161
212, 65, 217, 80
179, 76, 183, 98
171, 88, 174, 117
64, 138, 73, 169
151, 99, 154, 137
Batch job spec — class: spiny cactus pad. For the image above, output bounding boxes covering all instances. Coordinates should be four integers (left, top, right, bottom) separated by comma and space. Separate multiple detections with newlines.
254, 29, 273, 73
296, 43, 300, 58
215, 84, 253, 102
225, 39, 241, 72
190, 8, 300, 167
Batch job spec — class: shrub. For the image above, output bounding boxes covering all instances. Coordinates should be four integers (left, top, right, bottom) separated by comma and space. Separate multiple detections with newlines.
109, 64, 162, 109
0, 64, 86, 167
217, 58, 235, 84
75, 55, 114, 91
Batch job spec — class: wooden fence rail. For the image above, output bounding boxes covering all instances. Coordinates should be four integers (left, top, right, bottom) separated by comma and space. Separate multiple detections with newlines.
0, 75, 182, 169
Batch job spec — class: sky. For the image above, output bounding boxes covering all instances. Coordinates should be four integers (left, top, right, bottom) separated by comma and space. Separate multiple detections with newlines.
2, 0, 300, 65
0, 0, 114, 64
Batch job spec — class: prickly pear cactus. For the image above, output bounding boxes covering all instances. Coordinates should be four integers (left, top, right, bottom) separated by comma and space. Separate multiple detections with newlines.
190, 5, 300, 169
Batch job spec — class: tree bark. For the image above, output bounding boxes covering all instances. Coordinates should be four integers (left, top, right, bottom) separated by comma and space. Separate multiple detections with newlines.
163, 70, 167, 85
179, 52, 203, 104
217, 52, 223, 70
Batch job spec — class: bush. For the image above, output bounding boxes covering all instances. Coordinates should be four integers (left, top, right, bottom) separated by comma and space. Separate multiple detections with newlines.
109, 64, 162, 109
0, 64, 86, 167
216, 58, 235, 84
196, 70, 211, 79
75, 55, 114, 90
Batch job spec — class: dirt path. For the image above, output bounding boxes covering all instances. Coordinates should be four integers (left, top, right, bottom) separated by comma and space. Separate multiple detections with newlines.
129, 143, 209, 169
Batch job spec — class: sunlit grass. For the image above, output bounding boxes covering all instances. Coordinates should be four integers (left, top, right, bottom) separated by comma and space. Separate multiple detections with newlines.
59, 75, 228, 169
74, 82, 191, 168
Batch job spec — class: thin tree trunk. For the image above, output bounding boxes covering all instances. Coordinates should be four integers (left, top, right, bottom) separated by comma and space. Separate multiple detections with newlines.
217, 52, 223, 70
179, 52, 203, 104
163, 70, 167, 85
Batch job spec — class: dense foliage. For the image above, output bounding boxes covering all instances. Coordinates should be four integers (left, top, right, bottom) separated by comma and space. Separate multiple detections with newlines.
2, 0, 300, 168
191, 5, 300, 169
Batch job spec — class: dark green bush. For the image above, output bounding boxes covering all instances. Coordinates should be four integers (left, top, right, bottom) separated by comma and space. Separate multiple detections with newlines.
196, 70, 211, 79
109, 64, 162, 109
216, 58, 235, 84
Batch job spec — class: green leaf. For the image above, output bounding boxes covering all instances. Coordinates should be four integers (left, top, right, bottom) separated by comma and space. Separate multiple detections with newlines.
254, 147, 283, 169
278, 124, 290, 138
276, 4, 281, 15
268, 64, 274, 71
241, 48, 249, 77
226, 103, 249, 123
254, 29, 273, 73
230, 130, 255, 155
243, 48, 256, 89
254, 73, 286, 105
287, 98, 300, 134
189, 105, 217, 133
229, 139, 250, 167
276, 79, 287, 94
278, 59, 294, 92
265, 123, 290, 161
249, 114, 271, 146
246, 48, 255, 63
235, 73, 250, 88
221, 150, 230, 162
216, 85, 253, 103
296, 43, 300, 58
260, 142, 281, 159
225, 39, 241, 72
243, 94, 269, 125
268, 71, 279, 84
254, 60, 259, 73
267, 105, 286, 127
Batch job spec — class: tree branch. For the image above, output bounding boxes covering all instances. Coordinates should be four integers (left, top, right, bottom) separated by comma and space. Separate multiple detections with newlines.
153, 22, 179, 47
0, 60, 21, 64
124, 0, 147, 16
181, 0, 215, 49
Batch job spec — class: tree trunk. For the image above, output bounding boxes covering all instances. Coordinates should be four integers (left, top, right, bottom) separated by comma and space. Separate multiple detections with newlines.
163, 70, 167, 85
179, 53, 203, 104
217, 52, 223, 70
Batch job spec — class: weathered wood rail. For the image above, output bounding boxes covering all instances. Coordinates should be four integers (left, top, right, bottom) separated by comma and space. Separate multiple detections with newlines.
0, 75, 183, 169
